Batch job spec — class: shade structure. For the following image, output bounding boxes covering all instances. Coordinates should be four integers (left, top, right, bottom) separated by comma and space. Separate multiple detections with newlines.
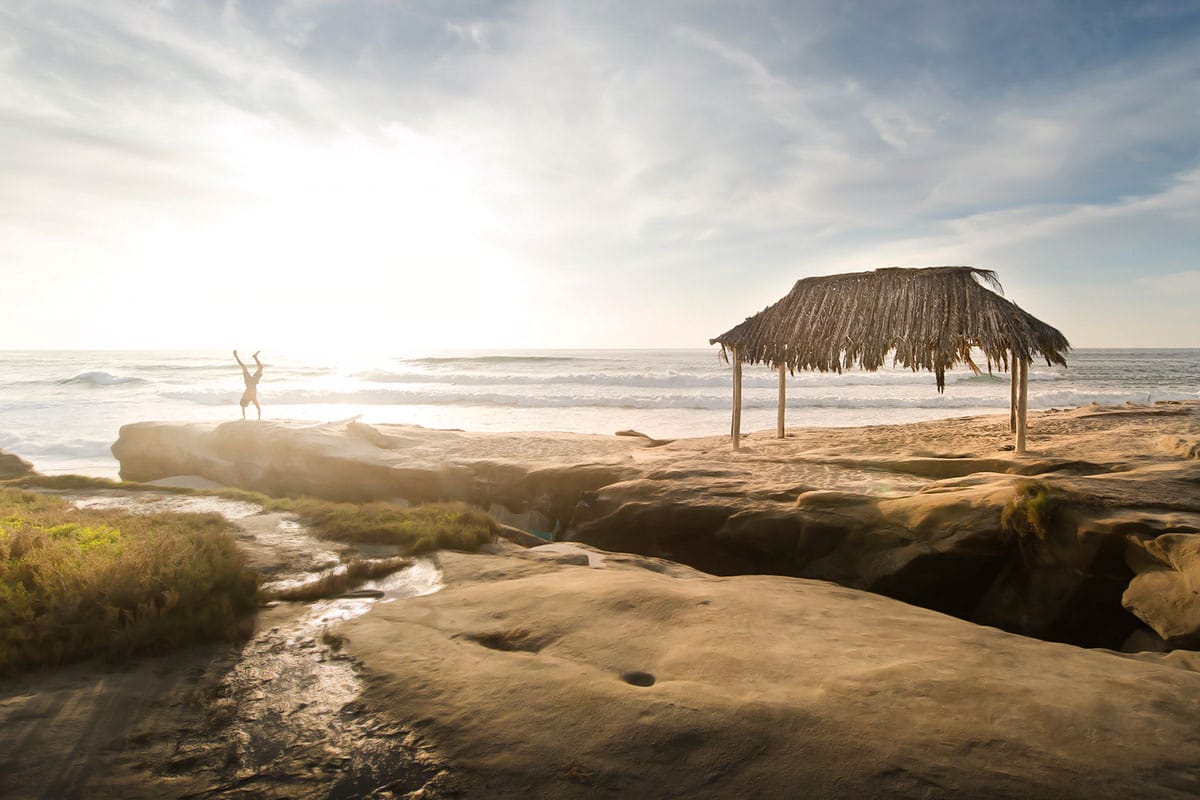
709, 266, 1070, 452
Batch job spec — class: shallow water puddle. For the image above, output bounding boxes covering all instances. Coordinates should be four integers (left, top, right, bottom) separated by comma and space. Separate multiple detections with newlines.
69, 491, 264, 519
214, 559, 445, 794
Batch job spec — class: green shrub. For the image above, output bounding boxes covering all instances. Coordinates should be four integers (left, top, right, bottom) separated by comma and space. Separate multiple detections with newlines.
4, 476, 498, 555
281, 499, 498, 553
1000, 480, 1077, 540
0, 489, 258, 675
184, 488, 498, 553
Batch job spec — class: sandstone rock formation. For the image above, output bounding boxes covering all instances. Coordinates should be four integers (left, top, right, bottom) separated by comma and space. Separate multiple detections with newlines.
1124, 532, 1200, 648
112, 402, 1200, 649
343, 548, 1200, 799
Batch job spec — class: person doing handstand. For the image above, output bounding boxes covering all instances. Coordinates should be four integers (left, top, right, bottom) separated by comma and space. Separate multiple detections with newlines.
234, 350, 264, 420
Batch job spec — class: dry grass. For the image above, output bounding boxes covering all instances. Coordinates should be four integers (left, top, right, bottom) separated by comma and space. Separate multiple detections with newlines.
1001, 480, 1082, 540
275, 499, 498, 552
4, 475, 499, 556
1, 474, 139, 491
190, 489, 498, 553
0, 488, 258, 675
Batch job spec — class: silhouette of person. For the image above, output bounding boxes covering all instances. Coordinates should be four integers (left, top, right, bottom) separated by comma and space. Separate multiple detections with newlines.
234, 350, 264, 420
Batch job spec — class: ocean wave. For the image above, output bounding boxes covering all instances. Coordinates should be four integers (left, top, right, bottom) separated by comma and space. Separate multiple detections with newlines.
359, 369, 751, 388
0, 437, 113, 459
0, 432, 27, 451
158, 386, 772, 409
57, 371, 147, 386
356, 368, 1062, 389
403, 355, 586, 366
123, 363, 230, 372
777, 389, 1200, 411
160, 390, 241, 404
0, 399, 52, 411
0, 429, 114, 466
158, 386, 1197, 412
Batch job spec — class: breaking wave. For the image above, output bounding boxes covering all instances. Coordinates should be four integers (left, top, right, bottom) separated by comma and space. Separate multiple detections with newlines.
356, 368, 1063, 389
57, 371, 146, 386
403, 356, 586, 366
6, 349, 1199, 477
157, 387, 1196, 411
0, 435, 113, 460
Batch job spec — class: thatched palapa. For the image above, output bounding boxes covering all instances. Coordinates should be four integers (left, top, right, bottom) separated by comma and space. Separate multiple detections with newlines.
710, 266, 1070, 452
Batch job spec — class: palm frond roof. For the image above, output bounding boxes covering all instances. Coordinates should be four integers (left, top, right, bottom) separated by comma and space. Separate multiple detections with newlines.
709, 266, 1069, 390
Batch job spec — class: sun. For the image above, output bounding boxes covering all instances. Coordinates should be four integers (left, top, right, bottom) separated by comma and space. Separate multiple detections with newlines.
106, 119, 532, 352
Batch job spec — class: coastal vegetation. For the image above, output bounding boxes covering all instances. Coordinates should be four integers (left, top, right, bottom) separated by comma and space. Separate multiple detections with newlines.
0, 488, 258, 675
0, 472, 496, 675
1000, 479, 1084, 541
1, 474, 133, 491
270, 498, 497, 552
3, 474, 499, 554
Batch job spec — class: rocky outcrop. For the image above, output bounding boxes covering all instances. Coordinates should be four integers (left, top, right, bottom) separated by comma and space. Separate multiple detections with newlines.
566, 472, 1162, 648
0, 449, 34, 479
112, 420, 645, 531
1124, 531, 1200, 648
343, 549, 1200, 799
112, 402, 1200, 650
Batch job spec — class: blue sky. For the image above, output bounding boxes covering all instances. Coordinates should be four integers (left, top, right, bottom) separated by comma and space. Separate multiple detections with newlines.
2, 0, 1198, 350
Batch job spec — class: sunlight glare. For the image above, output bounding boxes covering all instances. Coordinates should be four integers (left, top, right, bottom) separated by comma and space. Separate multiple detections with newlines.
135, 119, 530, 351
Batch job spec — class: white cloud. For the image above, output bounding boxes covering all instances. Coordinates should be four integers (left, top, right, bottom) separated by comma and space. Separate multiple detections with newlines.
446, 20, 488, 47
1, 0, 1199, 347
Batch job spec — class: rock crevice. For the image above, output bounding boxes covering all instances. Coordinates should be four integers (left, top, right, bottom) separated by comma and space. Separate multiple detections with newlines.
111, 403, 1200, 650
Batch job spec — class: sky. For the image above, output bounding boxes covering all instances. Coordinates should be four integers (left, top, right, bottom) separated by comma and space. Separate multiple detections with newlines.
2, 0, 1199, 351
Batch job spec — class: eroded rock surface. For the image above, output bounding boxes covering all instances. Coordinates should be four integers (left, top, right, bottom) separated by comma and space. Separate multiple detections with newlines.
112, 402, 1200, 649
113, 420, 644, 530
342, 549, 1200, 799
1124, 532, 1200, 648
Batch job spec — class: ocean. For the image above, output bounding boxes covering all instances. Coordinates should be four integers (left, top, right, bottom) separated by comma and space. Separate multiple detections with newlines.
1, 349, 1197, 478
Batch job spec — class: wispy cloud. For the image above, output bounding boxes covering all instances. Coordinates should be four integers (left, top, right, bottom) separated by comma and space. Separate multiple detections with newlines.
1, 0, 1198, 347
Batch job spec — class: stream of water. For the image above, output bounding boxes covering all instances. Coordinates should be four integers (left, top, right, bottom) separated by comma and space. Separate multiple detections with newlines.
64, 490, 451, 797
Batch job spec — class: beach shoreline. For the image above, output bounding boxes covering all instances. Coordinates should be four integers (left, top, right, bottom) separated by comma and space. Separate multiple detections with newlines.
4, 348, 1198, 478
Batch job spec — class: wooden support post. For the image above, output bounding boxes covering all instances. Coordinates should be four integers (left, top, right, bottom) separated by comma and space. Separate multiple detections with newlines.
777, 363, 786, 439
1009, 353, 1018, 433
1016, 358, 1029, 454
731, 352, 743, 449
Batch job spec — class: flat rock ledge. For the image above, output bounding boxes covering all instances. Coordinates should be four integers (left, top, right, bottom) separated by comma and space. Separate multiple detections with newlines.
112, 402, 1200, 650
342, 549, 1200, 799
